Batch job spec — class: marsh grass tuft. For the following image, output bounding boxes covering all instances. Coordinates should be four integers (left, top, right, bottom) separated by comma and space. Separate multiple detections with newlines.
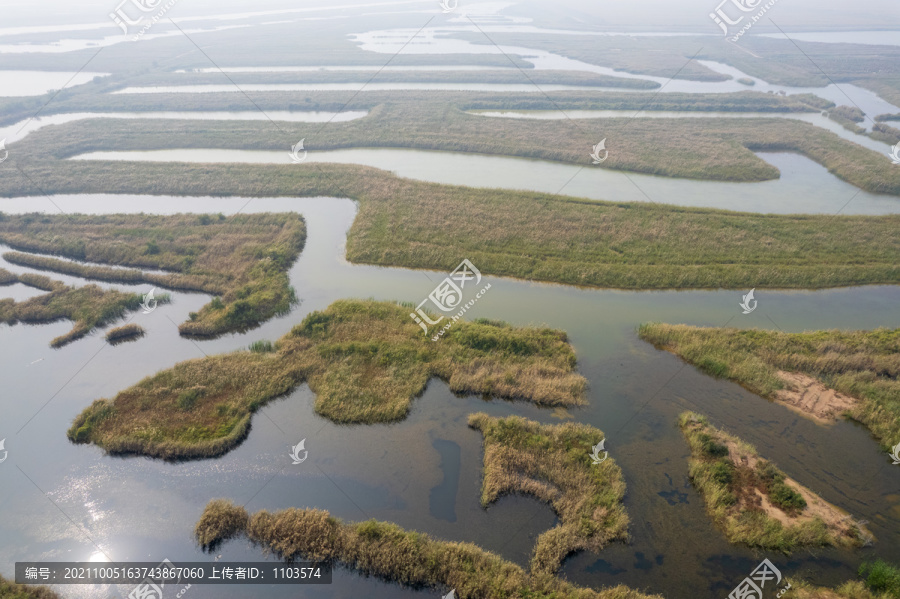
192, 500, 661, 599
678, 411, 869, 552
639, 324, 900, 448
468, 413, 630, 575
105, 323, 145, 344
68, 300, 586, 459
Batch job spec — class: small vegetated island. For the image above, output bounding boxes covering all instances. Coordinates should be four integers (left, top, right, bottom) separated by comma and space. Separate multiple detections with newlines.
639, 324, 900, 447
0, 268, 149, 347
193, 415, 649, 599
468, 413, 629, 576
69, 300, 587, 459
0, 212, 306, 339
679, 412, 870, 552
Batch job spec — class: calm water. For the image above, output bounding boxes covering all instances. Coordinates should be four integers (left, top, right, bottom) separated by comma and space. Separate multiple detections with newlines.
69, 148, 900, 215
0, 71, 108, 96
0, 194, 898, 599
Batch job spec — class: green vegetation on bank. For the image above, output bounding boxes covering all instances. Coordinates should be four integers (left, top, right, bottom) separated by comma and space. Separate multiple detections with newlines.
678, 412, 870, 552
68, 300, 586, 459
0, 574, 60, 599
640, 325, 900, 447
0, 270, 146, 347
469, 413, 629, 575
193, 500, 660, 599
0, 212, 306, 338
789, 560, 900, 599
1, 164, 898, 291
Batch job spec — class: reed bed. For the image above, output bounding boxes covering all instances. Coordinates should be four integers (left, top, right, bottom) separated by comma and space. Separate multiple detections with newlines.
0, 280, 144, 347
0, 212, 306, 338
469, 413, 629, 575
2, 161, 897, 292
640, 324, 900, 448
193, 500, 661, 599
68, 299, 586, 459
678, 412, 869, 552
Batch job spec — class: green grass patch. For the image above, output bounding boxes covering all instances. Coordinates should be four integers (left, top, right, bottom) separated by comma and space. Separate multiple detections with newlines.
68, 299, 586, 459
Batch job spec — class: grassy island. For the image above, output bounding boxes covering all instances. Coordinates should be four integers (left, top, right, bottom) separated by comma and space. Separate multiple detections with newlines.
679, 412, 871, 552
0, 270, 146, 347
68, 300, 586, 459
468, 413, 629, 576
193, 500, 660, 599
640, 325, 900, 448
0, 212, 306, 338
105, 323, 146, 344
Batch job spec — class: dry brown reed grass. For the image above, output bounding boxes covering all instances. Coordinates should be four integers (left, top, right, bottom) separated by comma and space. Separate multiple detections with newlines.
193, 500, 661, 599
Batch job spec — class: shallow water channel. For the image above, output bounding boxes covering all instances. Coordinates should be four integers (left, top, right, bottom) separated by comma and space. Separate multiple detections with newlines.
0, 194, 898, 599
69, 148, 900, 215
